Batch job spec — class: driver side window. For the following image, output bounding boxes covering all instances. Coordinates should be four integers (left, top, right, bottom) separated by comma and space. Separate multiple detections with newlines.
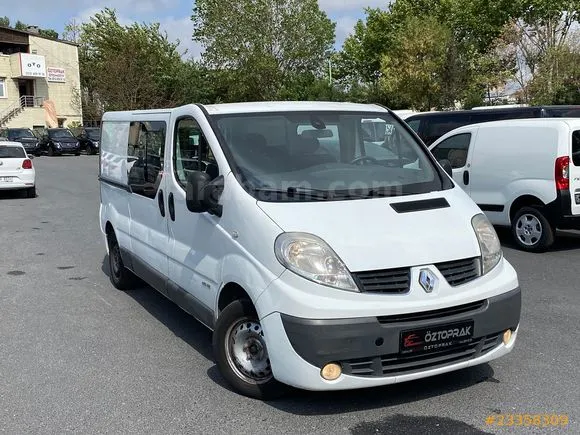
174, 118, 218, 188
431, 133, 472, 169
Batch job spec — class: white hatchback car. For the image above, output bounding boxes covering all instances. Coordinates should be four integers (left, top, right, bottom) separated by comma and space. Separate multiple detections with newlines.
0, 141, 36, 198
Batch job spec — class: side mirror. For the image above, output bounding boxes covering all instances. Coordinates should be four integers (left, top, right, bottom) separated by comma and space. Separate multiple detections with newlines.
28, 155, 35, 160
186, 172, 224, 217
438, 159, 453, 177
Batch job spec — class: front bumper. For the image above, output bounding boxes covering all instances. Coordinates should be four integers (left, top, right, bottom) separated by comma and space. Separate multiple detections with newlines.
55, 146, 80, 154
261, 286, 520, 391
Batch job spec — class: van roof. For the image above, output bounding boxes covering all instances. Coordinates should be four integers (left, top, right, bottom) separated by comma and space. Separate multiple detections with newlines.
456, 118, 580, 132
102, 101, 388, 120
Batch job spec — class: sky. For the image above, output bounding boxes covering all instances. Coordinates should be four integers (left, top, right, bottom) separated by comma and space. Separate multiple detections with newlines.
3, 0, 391, 57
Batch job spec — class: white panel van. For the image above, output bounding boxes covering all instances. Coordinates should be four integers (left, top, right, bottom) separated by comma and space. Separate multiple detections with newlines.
99, 102, 520, 399
429, 118, 580, 252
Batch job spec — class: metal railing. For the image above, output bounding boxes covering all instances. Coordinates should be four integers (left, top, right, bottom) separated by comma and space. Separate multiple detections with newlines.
0, 95, 45, 126
20, 95, 45, 108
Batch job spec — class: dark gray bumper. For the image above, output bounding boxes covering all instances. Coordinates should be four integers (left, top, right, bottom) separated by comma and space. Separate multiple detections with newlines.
281, 287, 521, 377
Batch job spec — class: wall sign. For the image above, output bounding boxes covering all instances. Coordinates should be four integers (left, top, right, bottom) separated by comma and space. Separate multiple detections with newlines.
47, 67, 66, 83
20, 53, 46, 78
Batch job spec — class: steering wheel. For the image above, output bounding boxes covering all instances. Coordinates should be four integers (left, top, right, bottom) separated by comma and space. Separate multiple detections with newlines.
351, 156, 378, 165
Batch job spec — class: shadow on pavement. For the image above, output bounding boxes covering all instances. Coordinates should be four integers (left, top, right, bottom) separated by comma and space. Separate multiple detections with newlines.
100, 255, 214, 362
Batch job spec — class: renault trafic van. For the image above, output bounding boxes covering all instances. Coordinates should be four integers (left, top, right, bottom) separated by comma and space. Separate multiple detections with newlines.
429, 118, 580, 252
99, 102, 520, 399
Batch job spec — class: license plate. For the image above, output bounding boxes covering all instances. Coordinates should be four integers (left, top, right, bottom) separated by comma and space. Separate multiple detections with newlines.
400, 320, 474, 354
0, 177, 13, 182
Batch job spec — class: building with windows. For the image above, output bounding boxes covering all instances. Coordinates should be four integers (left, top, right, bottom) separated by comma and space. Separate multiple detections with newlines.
0, 26, 82, 130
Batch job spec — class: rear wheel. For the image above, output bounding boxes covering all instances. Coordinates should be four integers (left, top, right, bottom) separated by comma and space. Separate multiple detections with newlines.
26, 186, 36, 198
213, 299, 287, 400
512, 206, 555, 252
107, 232, 138, 290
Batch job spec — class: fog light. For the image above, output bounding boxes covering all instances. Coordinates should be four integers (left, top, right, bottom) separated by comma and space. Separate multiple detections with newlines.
321, 363, 342, 381
503, 329, 512, 345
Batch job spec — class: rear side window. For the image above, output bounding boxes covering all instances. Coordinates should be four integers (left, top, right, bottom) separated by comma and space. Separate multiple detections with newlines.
573, 131, 580, 166
0, 146, 25, 158
127, 121, 166, 199
431, 133, 472, 168
422, 114, 471, 145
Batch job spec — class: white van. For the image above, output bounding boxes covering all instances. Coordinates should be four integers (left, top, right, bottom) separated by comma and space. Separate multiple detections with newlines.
429, 118, 580, 252
99, 102, 520, 399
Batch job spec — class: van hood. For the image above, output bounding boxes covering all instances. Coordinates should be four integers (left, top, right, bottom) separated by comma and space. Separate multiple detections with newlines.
258, 188, 483, 272
51, 137, 78, 143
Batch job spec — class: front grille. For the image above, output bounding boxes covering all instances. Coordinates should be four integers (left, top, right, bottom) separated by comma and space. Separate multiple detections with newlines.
352, 267, 410, 294
377, 300, 486, 324
436, 257, 480, 286
341, 333, 501, 378
352, 257, 480, 294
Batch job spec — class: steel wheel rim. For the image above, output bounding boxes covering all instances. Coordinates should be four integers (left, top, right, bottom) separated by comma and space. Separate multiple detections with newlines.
516, 214, 543, 246
225, 317, 272, 385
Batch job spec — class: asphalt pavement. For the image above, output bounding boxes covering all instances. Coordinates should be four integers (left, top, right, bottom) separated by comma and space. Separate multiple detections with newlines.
0, 156, 578, 434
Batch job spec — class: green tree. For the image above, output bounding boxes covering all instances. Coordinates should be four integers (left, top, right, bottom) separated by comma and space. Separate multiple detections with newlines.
78, 8, 185, 116
192, 0, 335, 101
62, 19, 82, 43
14, 20, 27, 31
380, 16, 459, 111
510, 0, 580, 100
39, 29, 59, 39
0, 16, 9, 27
528, 44, 580, 104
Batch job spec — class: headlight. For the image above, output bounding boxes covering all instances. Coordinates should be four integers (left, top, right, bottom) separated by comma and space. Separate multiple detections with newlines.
54, 142, 61, 148
274, 232, 358, 291
472, 214, 502, 275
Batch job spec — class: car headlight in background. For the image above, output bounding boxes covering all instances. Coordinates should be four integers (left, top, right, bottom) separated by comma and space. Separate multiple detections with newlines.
472, 214, 502, 275
54, 142, 62, 148
275, 232, 358, 291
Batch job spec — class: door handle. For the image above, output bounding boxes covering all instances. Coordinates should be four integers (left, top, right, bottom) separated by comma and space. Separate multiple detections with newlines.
463, 170, 470, 185
158, 189, 165, 217
168, 192, 175, 221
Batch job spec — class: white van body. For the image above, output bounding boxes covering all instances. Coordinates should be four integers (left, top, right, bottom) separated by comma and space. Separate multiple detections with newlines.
99, 102, 520, 399
429, 118, 580, 251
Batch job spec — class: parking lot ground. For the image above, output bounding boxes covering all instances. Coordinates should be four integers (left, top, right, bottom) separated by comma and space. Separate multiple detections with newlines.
0, 156, 578, 434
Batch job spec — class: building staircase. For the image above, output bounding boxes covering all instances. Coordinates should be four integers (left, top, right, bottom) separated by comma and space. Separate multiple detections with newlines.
0, 96, 45, 128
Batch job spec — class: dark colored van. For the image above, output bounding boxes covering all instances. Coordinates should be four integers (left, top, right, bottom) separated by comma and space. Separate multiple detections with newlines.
406, 105, 580, 145
0, 128, 41, 155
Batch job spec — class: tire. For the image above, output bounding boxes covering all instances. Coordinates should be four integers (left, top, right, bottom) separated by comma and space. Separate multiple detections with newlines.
107, 232, 138, 290
87, 146, 95, 155
512, 206, 555, 252
213, 299, 287, 400
26, 186, 36, 198
75, 152, 81, 156
47, 146, 54, 157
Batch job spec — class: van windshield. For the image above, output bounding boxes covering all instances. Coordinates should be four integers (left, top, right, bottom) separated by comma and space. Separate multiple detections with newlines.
213, 111, 446, 201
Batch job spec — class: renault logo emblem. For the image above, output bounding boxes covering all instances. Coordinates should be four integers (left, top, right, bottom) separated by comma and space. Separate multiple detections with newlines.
419, 269, 437, 293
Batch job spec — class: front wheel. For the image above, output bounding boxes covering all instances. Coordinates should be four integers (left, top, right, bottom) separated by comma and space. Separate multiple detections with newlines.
213, 299, 287, 400
47, 146, 55, 157
512, 206, 555, 252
